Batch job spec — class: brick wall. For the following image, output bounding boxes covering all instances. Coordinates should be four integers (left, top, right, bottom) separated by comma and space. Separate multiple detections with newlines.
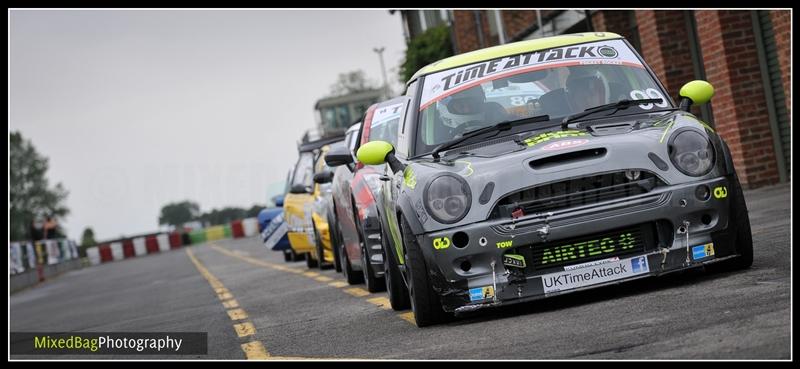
590, 10, 638, 43
452, 10, 493, 53
634, 11, 696, 99
695, 10, 780, 188
769, 10, 791, 115
501, 10, 537, 41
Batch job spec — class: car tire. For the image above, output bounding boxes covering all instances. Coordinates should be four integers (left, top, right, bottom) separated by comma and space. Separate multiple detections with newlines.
709, 172, 753, 272
343, 245, 364, 285
383, 226, 410, 311
314, 225, 333, 270
283, 249, 292, 262
305, 251, 318, 268
401, 216, 451, 327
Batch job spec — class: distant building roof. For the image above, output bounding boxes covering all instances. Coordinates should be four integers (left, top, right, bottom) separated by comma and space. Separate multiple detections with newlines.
314, 89, 383, 110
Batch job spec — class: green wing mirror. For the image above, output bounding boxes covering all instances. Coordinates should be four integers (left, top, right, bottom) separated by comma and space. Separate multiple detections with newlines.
356, 140, 405, 173
678, 80, 715, 111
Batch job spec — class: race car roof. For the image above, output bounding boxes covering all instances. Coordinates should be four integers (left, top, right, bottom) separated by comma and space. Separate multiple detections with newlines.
408, 32, 623, 83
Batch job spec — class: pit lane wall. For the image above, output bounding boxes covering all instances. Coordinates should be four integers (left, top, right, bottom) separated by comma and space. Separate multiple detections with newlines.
9, 218, 259, 293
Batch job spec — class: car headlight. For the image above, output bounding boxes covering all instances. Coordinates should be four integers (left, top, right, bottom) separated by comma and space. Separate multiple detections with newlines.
668, 129, 715, 176
424, 174, 471, 224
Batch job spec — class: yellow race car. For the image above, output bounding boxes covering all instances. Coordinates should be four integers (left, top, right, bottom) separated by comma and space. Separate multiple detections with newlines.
284, 135, 344, 269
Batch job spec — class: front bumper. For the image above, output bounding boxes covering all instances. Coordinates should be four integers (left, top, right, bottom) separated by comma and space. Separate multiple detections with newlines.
418, 176, 741, 313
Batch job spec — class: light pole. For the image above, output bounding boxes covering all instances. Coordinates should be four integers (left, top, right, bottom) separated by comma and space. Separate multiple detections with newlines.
373, 47, 390, 99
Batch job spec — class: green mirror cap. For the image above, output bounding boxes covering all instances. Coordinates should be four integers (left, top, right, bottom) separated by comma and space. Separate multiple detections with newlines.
357, 141, 394, 165
679, 80, 715, 105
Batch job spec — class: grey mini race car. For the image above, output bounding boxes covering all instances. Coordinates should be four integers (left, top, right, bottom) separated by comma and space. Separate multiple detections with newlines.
356, 32, 753, 327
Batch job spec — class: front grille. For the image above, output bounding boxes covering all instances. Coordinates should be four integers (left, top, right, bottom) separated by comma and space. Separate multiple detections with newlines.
509, 223, 655, 272
490, 170, 664, 219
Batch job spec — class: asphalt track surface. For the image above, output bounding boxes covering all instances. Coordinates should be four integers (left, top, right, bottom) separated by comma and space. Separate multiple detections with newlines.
10, 183, 791, 360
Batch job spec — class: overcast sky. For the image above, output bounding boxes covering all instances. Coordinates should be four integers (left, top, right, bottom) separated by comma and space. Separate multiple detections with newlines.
9, 9, 408, 241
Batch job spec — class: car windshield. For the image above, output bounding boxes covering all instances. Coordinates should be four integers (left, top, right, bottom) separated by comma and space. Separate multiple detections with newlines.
368, 101, 405, 147
415, 39, 671, 155
291, 151, 315, 189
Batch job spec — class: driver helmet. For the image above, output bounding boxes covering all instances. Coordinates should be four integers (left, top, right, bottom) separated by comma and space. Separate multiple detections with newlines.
437, 86, 487, 128
564, 67, 609, 112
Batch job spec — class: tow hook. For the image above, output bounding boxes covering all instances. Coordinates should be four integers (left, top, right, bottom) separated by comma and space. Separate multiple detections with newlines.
490, 260, 498, 304
677, 220, 691, 265
535, 212, 553, 242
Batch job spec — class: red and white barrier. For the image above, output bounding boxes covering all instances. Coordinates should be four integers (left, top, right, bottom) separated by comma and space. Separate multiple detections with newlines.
87, 246, 101, 265
242, 217, 259, 237
110, 242, 124, 261
157, 234, 170, 252
133, 237, 147, 256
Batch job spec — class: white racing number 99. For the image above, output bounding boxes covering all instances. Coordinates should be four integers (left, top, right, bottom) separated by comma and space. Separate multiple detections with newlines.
630, 88, 669, 110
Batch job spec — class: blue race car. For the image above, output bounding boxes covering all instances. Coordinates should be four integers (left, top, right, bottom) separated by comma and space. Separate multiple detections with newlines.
259, 195, 303, 262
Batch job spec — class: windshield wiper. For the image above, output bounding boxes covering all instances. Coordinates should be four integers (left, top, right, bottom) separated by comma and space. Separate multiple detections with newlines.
431, 114, 550, 159
560, 98, 664, 130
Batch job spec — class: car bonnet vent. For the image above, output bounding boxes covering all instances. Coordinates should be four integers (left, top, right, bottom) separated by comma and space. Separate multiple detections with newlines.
530, 148, 607, 170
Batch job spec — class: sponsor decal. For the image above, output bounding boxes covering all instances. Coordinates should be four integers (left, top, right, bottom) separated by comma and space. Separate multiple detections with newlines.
371, 102, 405, 129
496, 240, 514, 249
541, 255, 649, 293
713, 186, 728, 199
563, 256, 620, 271
631, 255, 648, 273
540, 232, 636, 266
691, 243, 715, 260
419, 39, 645, 110
454, 160, 474, 177
541, 139, 589, 151
433, 237, 451, 250
523, 130, 588, 147
597, 45, 619, 58
469, 286, 495, 302
403, 166, 417, 189
503, 254, 527, 268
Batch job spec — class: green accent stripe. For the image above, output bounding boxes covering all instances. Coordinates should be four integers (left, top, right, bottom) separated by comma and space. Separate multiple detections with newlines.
659, 120, 675, 143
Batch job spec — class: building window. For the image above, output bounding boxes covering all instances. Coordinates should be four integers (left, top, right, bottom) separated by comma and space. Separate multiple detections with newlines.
336, 105, 350, 128
322, 108, 336, 128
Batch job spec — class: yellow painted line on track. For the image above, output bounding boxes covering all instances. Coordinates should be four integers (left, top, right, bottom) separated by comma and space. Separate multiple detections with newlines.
208, 243, 418, 327
343, 287, 370, 297
227, 308, 248, 321
190, 246, 372, 359
241, 341, 270, 360
398, 312, 417, 326
186, 248, 270, 359
366, 296, 392, 310
234, 322, 257, 337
